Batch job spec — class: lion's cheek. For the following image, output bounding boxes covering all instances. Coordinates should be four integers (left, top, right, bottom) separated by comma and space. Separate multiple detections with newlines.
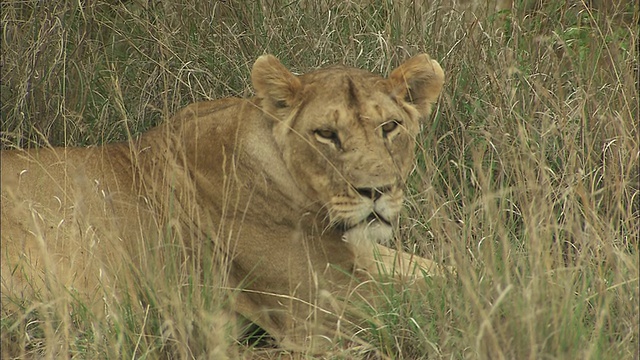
283, 148, 336, 205
390, 141, 416, 179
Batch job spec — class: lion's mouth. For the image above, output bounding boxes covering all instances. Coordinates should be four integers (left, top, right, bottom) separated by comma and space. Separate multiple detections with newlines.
338, 212, 392, 232
366, 213, 392, 227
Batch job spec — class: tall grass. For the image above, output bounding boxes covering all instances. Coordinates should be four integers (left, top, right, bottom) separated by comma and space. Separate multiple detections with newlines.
1, 0, 638, 358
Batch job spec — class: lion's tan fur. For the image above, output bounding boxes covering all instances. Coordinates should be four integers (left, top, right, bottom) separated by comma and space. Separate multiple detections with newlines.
1, 54, 446, 352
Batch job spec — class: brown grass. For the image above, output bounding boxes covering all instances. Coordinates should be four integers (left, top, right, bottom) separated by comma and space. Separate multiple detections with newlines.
1, 0, 638, 358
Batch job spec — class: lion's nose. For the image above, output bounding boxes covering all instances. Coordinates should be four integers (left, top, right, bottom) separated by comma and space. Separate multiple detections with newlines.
355, 186, 391, 201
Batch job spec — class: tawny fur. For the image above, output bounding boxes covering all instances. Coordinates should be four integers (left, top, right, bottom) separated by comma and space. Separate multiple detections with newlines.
1, 54, 447, 353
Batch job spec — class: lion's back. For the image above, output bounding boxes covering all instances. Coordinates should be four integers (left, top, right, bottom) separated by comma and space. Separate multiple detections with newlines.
1, 145, 143, 306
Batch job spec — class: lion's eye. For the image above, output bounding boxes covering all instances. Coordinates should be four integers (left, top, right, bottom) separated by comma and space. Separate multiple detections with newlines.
314, 129, 341, 148
381, 120, 401, 136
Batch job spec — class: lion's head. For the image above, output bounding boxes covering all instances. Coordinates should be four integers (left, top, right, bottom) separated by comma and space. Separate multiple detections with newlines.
251, 54, 444, 245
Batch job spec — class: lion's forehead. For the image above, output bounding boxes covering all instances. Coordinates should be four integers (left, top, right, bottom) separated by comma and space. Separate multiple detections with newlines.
300, 71, 407, 130
320, 100, 402, 130
300, 65, 383, 84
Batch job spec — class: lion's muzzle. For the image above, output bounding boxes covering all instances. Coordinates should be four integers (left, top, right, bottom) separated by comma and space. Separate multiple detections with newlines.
330, 185, 403, 245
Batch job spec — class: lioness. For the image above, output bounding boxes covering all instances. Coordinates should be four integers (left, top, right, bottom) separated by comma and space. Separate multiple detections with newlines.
1, 54, 446, 353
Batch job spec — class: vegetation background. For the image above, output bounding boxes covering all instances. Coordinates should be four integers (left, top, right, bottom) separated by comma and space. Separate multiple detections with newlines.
1, 0, 638, 358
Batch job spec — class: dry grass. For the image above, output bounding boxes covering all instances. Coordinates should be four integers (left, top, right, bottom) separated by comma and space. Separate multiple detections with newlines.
1, 0, 638, 359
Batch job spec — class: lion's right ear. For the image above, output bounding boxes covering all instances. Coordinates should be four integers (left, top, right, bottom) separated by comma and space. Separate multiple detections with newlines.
251, 55, 302, 113
389, 54, 445, 121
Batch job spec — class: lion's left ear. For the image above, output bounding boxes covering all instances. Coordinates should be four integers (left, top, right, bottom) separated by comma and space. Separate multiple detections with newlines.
389, 54, 445, 120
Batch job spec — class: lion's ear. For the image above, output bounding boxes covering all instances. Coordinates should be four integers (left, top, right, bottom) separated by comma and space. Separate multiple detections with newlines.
389, 54, 444, 119
252, 55, 302, 111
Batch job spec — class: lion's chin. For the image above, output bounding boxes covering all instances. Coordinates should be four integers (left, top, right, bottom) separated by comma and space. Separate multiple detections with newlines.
341, 220, 394, 248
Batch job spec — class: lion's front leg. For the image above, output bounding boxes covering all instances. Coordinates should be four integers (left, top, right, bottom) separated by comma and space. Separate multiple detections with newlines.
343, 228, 452, 279
368, 243, 453, 278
